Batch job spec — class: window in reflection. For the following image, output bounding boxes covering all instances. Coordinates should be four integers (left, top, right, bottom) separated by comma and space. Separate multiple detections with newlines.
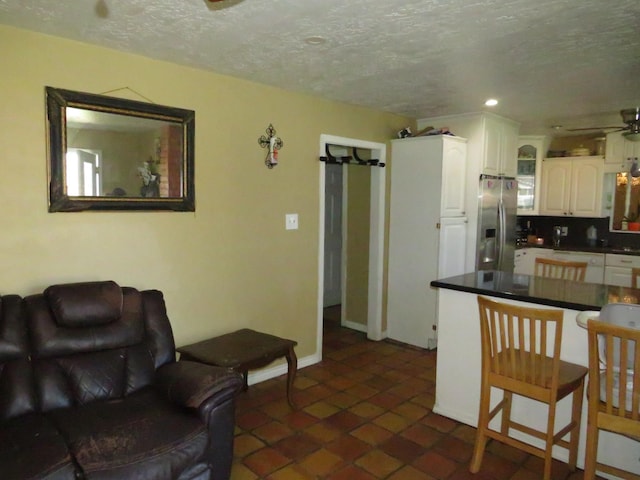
66, 149, 101, 196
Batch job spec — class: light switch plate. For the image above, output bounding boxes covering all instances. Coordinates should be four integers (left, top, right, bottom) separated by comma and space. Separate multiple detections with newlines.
285, 213, 298, 230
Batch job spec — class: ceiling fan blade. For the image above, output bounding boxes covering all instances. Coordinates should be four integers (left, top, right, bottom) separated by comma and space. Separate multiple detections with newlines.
565, 126, 625, 132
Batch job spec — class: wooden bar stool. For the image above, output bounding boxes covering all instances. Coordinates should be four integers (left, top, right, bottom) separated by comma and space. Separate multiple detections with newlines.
534, 257, 588, 282
470, 296, 588, 480
584, 317, 640, 479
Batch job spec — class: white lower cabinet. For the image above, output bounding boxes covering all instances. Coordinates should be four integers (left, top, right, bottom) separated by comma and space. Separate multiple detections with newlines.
551, 251, 604, 284
517, 250, 640, 286
515, 248, 604, 283
438, 217, 467, 279
604, 254, 640, 287
514, 248, 549, 275
604, 266, 632, 287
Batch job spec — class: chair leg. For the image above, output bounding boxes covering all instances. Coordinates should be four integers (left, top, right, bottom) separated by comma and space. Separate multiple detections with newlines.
543, 400, 557, 480
583, 422, 599, 480
470, 381, 492, 473
567, 380, 584, 470
583, 386, 599, 480
500, 390, 512, 435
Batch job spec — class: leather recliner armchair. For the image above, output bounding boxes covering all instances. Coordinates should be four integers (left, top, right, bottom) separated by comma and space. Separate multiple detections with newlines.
0, 281, 243, 480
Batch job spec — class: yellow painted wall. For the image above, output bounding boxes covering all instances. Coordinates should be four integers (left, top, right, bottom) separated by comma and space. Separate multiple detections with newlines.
345, 164, 371, 327
0, 25, 411, 360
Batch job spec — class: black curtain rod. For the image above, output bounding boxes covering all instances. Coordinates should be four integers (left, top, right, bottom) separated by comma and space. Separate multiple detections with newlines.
320, 145, 385, 167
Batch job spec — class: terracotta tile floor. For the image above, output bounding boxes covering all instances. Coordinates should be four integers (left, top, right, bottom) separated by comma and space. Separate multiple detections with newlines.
231, 310, 597, 479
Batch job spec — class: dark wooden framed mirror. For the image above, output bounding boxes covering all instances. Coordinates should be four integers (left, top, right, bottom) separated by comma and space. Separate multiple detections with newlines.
46, 87, 195, 212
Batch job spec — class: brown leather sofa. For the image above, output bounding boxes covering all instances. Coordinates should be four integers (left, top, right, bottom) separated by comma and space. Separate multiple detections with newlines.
0, 281, 243, 480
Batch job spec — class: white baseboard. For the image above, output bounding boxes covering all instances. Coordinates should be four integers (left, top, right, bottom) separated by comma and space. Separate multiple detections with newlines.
433, 403, 476, 427
247, 351, 322, 386
247, 322, 385, 386
341, 319, 367, 333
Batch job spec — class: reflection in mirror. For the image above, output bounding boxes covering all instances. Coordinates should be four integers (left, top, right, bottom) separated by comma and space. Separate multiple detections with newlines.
46, 87, 195, 211
612, 172, 640, 231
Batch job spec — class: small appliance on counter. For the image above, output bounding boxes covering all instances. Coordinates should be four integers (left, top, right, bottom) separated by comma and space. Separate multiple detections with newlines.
553, 226, 562, 247
587, 225, 598, 247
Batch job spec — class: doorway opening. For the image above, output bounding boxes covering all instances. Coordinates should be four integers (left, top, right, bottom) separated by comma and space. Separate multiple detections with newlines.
66, 148, 101, 196
317, 135, 386, 358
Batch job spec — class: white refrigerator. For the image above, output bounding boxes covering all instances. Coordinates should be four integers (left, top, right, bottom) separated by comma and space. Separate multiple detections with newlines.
387, 135, 467, 349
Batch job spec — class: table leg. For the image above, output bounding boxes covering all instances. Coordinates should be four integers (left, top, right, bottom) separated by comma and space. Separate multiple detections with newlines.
242, 371, 249, 391
285, 345, 298, 407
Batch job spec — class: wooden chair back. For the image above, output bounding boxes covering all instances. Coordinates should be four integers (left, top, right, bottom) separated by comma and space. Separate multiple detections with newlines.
584, 318, 640, 479
587, 319, 640, 426
534, 257, 587, 282
632, 268, 640, 289
471, 296, 587, 480
477, 296, 563, 394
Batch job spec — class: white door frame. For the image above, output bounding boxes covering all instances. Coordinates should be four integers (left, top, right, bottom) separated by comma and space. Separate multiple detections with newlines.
317, 134, 386, 357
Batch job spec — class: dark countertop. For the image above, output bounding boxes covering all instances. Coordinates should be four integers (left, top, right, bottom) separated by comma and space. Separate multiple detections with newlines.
516, 244, 640, 256
430, 271, 640, 311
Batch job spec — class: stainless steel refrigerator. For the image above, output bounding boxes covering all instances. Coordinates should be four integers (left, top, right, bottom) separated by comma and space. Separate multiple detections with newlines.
476, 175, 518, 272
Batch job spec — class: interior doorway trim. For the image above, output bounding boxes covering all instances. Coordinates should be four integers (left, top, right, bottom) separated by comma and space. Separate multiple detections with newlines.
317, 134, 386, 357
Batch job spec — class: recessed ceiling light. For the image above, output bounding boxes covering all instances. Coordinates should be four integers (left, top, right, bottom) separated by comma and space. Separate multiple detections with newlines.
484, 98, 498, 107
304, 36, 327, 45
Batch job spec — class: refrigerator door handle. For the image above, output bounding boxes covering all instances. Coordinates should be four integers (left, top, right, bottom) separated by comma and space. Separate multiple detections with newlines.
497, 199, 505, 269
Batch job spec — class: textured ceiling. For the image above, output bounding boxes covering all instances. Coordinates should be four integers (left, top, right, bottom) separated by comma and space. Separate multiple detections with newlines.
1, 0, 639, 134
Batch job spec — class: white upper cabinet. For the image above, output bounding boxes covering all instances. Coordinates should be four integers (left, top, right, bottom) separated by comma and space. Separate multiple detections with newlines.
416, 112, 520, 272
516, 136, 546, 215
539, 156, 604, 217
481, 114, 519, 177
605, 131, 640, 170
441, 137, 467, 217
571, 158, 604, 216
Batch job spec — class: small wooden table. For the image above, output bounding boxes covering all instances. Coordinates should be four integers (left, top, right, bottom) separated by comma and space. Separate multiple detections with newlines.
177, 328, 298, 407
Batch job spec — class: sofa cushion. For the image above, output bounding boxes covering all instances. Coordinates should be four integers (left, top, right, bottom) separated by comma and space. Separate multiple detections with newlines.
46, 281, 123, 328
28, 285, 143, 359
0, 294, 37, 420
26, 284, 151, 411
50, 387, 209, 479
0, 413, 75, 480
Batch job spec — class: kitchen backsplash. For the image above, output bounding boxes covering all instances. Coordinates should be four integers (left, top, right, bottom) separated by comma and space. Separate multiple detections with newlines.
517, 216, 640, 250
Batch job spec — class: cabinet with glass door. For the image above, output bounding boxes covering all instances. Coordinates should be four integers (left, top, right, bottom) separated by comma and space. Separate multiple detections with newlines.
516, 136, 546, 215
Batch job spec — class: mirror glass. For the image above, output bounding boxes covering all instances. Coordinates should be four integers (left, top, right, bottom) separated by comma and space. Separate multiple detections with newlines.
611, 172, 640, 231
46, 87, 195, 211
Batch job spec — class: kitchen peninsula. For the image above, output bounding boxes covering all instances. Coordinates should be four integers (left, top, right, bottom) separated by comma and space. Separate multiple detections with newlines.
431, 271, 639, 477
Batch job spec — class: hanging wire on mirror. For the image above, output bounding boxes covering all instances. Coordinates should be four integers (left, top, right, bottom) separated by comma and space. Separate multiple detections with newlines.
98, 86, 155, 104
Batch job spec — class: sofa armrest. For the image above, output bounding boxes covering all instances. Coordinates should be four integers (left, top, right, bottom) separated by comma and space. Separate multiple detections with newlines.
155, 361, 243, 410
